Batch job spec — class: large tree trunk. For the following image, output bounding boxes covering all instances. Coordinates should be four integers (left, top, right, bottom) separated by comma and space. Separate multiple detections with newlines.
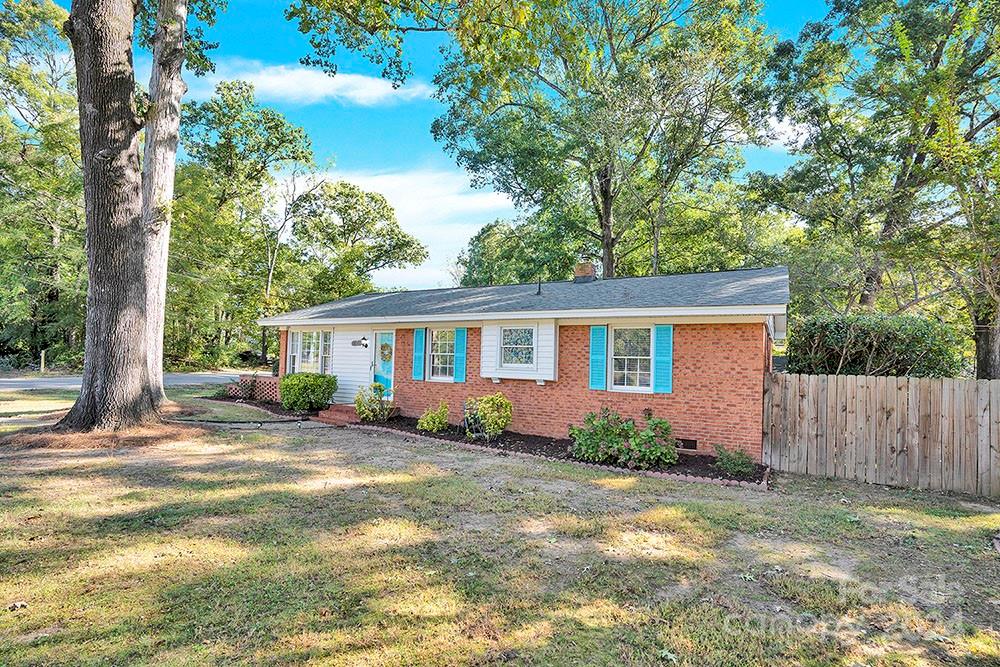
973, 302, 1000, 380
61, 0, 159, 429
142, 0, 188, 406
596, 164, 616, 278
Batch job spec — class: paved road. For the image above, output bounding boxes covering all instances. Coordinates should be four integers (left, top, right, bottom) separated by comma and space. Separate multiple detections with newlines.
0, 372, 240, 391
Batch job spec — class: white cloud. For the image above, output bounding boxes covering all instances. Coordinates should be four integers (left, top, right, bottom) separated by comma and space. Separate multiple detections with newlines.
184, 58, 434, 107
320, 167, 517, 290
768, 116, 808, 151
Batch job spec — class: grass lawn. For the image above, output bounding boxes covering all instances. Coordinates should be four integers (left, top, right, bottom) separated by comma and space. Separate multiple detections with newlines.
1, 390, 998, 665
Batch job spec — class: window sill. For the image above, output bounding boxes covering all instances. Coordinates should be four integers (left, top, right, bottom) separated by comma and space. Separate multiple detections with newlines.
609, 386, 653, 394
427, 376, 455, 383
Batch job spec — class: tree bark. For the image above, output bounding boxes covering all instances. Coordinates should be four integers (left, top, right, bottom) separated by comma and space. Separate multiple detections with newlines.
596, 163, 616, 278
142, 0, 188, 406
974, 302, 1000, 380
61, 0, 159, 429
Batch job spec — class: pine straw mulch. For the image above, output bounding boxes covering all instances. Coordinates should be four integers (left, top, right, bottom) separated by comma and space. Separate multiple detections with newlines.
0, 402, 210, 450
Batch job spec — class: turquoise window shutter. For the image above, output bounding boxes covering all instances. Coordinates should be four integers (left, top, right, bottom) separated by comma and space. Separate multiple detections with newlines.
653, 325, 673, 393
453, 327, 467, 382
412, 328, 426, 380
589, 325, 607, 390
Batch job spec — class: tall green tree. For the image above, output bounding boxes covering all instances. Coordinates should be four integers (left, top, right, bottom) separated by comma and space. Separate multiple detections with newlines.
767, 0, 1000, 376
431, 0, 772, 277
0, 0, 85, 367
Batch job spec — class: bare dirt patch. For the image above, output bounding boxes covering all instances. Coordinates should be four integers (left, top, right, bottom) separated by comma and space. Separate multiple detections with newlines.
0, 422, 209, 450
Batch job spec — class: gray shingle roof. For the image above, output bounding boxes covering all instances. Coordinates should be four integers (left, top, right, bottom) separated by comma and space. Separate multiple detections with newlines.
260, 266, 789, 325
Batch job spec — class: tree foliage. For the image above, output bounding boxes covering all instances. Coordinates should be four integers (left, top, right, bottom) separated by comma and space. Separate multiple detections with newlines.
787, 313, 964, 377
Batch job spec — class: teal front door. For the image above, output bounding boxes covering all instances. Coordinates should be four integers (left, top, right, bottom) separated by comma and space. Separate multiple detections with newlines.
373, 331, 395, 396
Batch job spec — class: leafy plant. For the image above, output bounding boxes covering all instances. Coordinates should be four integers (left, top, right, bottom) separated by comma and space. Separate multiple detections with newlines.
354, 382, 394, 422
569, 408, 678, 470
417, 402, 450, 433
713, 444, 757, 479
279, 373, 337, 411
463, 392, 513, 442
787, 314, 962, 377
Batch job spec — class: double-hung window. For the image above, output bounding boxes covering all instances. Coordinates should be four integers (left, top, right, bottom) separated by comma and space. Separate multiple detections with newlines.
611, 327, 652, 391
499, 326, 535, 368
287, 330, 333, 374
429, 329, 456, 380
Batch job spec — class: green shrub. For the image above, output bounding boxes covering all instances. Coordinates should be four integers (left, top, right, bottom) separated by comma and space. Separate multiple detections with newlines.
787, 313, 962, 377
569, 409, 678, 470
354, 382, 394, 422
713, 444, 757, 479
464, 392, 513, 442
417, 402, 450, 433
279, 373, 338, 411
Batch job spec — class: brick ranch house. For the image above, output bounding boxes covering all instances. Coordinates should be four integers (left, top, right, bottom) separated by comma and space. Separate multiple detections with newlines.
249, 264, 789, 461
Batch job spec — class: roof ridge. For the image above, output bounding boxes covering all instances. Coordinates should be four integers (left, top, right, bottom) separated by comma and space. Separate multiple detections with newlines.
358, 265, 788, 297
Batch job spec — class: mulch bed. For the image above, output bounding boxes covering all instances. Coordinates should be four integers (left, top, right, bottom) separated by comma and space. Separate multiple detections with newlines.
379, 415, 768, 485
199, 395, 318, 419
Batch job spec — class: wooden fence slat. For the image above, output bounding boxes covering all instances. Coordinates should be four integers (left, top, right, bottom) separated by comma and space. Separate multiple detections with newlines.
794, 375, 809, 473
917, 377, 931, 489
978, 380, 991, 497
826, 374, 839, 478
762, 374, 773, 467
771, 373, 788, 470
991, 379, 1000, 497
856, 375, 868, 482
906, 377, 919, 487
888, 377, 905, 487
844, 375, 857, 481
932, 378, 945, 491
810, 375, 824, 475
940, 379, 953, 492
965, 379, 980, 495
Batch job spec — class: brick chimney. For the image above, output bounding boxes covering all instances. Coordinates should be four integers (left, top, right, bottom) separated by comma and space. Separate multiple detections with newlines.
573, 261, 597, 283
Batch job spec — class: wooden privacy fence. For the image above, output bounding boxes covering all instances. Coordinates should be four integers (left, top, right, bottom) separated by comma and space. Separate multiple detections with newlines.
762, 373, 1000, 497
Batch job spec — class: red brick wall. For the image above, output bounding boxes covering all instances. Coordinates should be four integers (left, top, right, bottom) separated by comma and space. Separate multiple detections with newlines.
392, 323, 768, 460
278, 330, 288, 376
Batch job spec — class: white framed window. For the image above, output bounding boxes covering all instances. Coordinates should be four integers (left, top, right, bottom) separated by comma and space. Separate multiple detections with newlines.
298, 331, 322, 373
321, 331, 333, 374
610, 327, 652, 391
287, 331, 300, 373
499, 325, 536, 368
429, 328, 456, 380
287, 330, 333, 374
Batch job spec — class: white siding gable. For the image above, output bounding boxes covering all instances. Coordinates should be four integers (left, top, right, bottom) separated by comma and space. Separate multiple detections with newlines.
480, 320, 557, 383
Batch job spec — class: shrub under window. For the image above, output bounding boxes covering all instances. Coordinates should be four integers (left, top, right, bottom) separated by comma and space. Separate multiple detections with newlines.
417, 402, 450, 433
464, 392, 513, 442
279, 373, 338, 411
569, 408, 678, 469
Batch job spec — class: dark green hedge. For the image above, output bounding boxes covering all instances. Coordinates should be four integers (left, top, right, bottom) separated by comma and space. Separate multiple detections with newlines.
279, 373, 338, 411
787, 314, 962, 377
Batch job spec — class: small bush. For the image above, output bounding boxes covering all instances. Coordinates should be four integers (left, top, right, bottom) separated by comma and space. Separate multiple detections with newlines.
354, 382, 394, 422
279, 373, 338, 411
417, 402, 450, 433
787, 313, 962, 377
569, 409, 678, 470
464, 392, 513, 442
713, 444, 756, 479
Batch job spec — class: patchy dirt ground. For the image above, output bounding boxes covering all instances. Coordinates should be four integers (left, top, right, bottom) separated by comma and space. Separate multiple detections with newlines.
1, 416, 999, 665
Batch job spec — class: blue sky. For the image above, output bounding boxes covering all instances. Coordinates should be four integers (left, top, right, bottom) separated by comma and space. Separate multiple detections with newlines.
154, 0, 828, 288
